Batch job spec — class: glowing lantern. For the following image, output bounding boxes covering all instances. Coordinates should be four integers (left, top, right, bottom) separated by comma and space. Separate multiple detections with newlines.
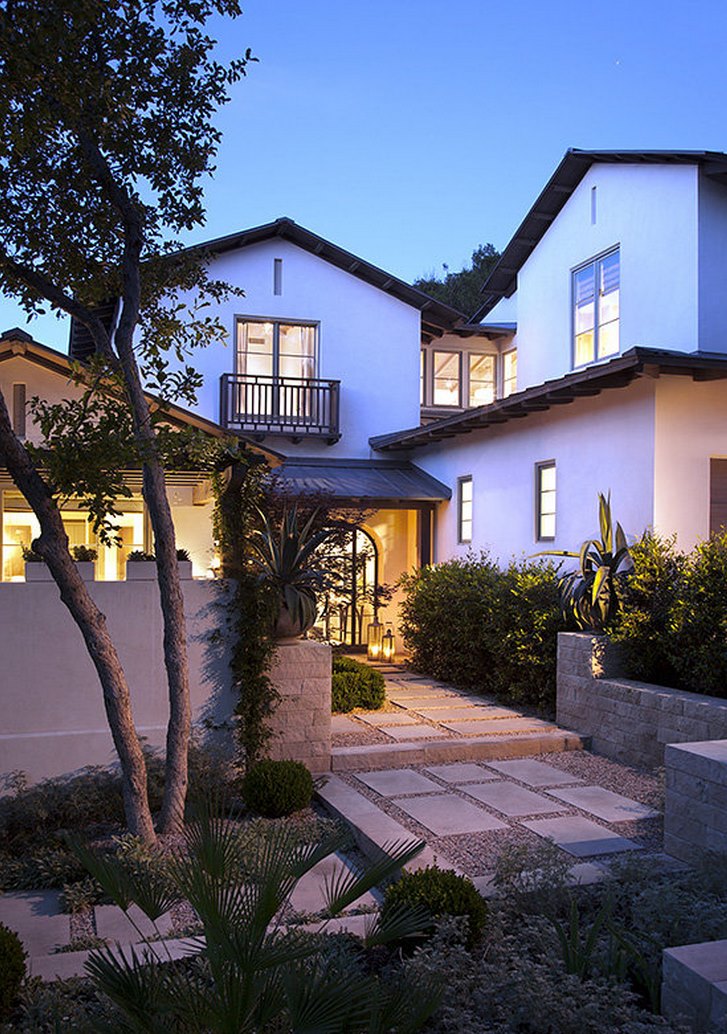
366, 619, 383, 660
382, 625, 396, 663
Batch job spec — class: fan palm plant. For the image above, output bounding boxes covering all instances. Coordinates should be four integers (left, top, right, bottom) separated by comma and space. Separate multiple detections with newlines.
249, 506, 334, 636
72, 815, 441, 1033
538, 492, 633, 632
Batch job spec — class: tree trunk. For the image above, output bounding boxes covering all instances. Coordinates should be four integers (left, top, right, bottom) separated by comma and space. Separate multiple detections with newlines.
113, 328, 191, 834
0, 390, 156, 844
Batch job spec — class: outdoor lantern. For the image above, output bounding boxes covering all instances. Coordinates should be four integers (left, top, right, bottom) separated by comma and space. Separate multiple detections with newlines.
382, 625, 396, 663
366, 618, 383, 660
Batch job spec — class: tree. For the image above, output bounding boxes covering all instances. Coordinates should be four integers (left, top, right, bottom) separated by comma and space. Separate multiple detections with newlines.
414, 244, 500, 317
0, 0, 254, 840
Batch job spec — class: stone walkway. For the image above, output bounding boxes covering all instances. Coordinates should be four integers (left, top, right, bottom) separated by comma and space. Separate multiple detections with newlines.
332, 661, 584, 770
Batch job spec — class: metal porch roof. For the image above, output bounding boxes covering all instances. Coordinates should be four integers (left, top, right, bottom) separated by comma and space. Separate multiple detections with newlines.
270, 458, 451, 503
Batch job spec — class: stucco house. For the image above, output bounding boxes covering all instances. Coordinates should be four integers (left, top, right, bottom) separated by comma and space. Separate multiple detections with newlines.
5, 149, 727, 649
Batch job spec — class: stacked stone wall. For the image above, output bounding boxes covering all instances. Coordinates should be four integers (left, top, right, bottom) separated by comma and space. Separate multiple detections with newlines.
266, 641, 331, 775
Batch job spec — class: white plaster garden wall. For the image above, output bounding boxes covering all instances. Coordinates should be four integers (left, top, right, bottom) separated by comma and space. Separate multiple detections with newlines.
418, 379, 656, 565
173, 238, 422, 458
515, 164, 699, 392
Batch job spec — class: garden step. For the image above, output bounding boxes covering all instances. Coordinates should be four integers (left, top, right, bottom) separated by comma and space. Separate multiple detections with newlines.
331, 729, 586, 772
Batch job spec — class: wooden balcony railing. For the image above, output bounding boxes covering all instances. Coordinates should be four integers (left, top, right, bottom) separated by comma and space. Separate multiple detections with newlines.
220, 373, 341, 442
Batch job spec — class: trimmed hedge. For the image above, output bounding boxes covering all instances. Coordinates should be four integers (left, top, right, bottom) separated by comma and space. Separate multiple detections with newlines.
399, 555, 562, 712
612, 530, 727, 697
0, 922, 26, 1021
241, 759, 313, 817
331, 656, 386, 712
382, 866, 487, 949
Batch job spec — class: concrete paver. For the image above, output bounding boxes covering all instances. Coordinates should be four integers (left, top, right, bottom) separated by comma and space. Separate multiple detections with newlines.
425, 762, 500, 783
441, 717, 554, 736
0, 891, 69, 957
289, 855, 377, 913
412, 705, 514, 721
486, 759, 585, 786
386, 693, 463, 706
460, 780, 565, 817
355, 769, 442, 796
382, 725, 449, 741
544, 785, 659, 822
355, 712, 422, 727
392, 793, 508, 835
331, 714, 363, 733
522, 815, 642, 857
95, 903, 173, 943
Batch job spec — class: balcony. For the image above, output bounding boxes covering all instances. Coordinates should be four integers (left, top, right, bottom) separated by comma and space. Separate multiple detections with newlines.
220, 373, 341, 443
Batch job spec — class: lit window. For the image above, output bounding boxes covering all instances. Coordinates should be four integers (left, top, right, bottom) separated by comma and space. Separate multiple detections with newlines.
502, 350, 517, 398
433, 351, 460, 406
536, 462, 556, 541
236, 319, 317, 381
468, 354, 496, 407
458, 476, 473, 543
420, 349, 426, 405
573, 249, 619, 367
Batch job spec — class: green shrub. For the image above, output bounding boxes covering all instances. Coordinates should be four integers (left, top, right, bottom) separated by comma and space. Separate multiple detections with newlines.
382, 866, 487, 948
331, 656, 386, 712
241, 759, 314, 817
0, 922, 26, 1021
399, 555, 562, 712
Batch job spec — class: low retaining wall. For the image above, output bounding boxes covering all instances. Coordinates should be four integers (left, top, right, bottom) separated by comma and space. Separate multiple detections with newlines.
664, 740, 727, 864
0, 582, 332, 784
662, 938, 727, 1033
556, 632, 727, 768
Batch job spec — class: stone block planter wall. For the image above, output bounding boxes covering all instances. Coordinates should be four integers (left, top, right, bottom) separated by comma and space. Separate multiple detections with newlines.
557, 632, 727, 768
664, 740, 727, 865
662, 938, 727, 1033
266, 641, 331, 776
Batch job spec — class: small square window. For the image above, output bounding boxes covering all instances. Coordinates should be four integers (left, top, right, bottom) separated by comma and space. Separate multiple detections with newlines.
536, 462, 556, 541
458, 476, 473, 544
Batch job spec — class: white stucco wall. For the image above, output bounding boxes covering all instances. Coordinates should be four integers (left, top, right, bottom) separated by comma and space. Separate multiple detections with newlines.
654, 376, 727, 550
697, 172, 727, 353
417, 379, 657, 564
0, 354, 81, 446
174, 238, 422, 458
515, 164, 700, 392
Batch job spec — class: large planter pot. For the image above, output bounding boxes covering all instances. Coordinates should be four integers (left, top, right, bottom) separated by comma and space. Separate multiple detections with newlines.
24, 562, 53, 582
274, 605, 316, 642
126, 560, 157, 581
75, 561, 95, 582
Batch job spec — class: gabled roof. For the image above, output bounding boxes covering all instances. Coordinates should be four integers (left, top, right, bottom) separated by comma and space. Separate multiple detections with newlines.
470, 149, 727, 323
183, 217, 468, 337
0, 328, 283, 463
370, 347, 727, 452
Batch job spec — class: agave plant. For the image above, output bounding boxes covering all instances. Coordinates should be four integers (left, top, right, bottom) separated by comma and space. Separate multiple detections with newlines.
72, 814, 441, 1033
538, 492, 633, 632
249, 506, 334, 634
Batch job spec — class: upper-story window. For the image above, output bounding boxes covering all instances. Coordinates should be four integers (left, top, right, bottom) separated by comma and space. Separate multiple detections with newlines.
433, 350, 461, 406
502, 350, 517, 398
236, 319, 317, 380
573, 249, 620, 368
468, 354, 496, 407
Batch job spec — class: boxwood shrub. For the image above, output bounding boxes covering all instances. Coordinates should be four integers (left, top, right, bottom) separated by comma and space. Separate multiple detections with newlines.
331, 655, 385, 712
0, 922, 26, 1021
399, 554, 562, 712
241, 759, 313, 817
382, 866, 487, 949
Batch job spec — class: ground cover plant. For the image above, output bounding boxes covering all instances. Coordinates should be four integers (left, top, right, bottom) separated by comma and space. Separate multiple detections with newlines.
332, 655, 386, 712
399, 555, 562, 712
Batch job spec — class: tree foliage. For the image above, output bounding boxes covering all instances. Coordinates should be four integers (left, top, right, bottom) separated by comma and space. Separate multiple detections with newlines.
413, 243, 500, 317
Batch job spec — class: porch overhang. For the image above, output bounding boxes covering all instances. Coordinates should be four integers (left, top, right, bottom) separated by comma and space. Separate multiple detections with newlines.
269, 458, 451, 505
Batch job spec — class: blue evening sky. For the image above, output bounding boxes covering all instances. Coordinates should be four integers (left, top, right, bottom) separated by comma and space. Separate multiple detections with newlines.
4, 0, 727, 349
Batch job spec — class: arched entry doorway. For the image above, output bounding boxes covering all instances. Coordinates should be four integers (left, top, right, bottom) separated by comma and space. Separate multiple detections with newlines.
316, 526, 379, 645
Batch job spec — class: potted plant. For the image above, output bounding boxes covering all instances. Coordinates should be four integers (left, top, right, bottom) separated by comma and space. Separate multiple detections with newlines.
72, 544, 97, 581
250, 507, 333, 639
176, 548, 193, 580
22, 546, 53, 582
125, 550, 157, 581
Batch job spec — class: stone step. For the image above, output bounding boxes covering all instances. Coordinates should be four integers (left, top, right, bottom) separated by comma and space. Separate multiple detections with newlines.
332, 729, 587, 772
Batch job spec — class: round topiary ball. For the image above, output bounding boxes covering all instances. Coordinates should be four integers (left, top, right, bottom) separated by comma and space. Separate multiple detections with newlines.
0, 922, 26, 1021
382, 865, 488, 948
242, 759, 314, 818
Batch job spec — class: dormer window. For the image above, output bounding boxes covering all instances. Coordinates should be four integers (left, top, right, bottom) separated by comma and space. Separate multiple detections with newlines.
573, 249, 620, 367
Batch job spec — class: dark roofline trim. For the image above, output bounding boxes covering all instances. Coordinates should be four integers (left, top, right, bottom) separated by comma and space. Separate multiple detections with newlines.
182, 217, 468, 333
370, 347, 727, 452
470, 149, 727, 322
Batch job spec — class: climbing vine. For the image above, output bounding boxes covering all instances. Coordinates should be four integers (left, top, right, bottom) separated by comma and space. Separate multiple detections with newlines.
212, 452, 280, 772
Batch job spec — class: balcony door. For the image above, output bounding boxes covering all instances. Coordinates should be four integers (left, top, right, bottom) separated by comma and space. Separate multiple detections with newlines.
236, 320, 317, 419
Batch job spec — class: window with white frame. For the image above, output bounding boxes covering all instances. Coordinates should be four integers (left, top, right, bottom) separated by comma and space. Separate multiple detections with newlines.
502, 350, 517, 398
458, 476, 473, 543
468, 354, 496, 407
536, 462, 556, 541
236, 319, 317, 380
573, 249, 619, 367
433, 351, 461, 406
